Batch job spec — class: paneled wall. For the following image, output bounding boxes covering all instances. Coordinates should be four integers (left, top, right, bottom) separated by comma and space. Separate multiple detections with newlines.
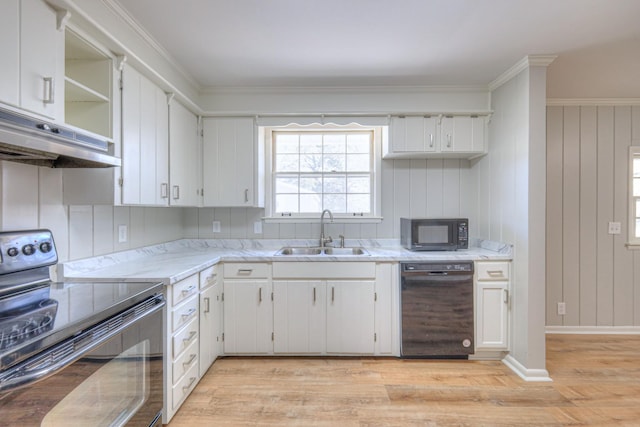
184, 158, 477, 240
546, 105, 640, 327
0, 161, 185, 264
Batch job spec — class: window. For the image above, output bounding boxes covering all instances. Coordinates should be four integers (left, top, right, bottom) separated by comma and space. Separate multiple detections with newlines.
264, 124, 383, 221
629, 147, 640, 245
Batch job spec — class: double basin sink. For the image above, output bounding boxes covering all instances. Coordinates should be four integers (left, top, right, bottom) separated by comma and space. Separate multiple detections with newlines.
275, 246, 370, 256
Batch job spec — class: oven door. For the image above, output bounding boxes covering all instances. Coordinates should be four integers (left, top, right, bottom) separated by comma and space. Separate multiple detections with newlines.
0, 296, 164, 427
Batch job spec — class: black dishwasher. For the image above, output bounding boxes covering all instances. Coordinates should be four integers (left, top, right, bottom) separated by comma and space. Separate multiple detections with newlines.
400, 261, 474, 358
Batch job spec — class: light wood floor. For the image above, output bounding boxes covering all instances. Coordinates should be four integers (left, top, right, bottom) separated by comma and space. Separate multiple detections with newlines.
168, 335, 640, 426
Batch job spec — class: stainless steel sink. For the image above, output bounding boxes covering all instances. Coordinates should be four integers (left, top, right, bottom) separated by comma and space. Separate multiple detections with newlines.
275, 247, 323, 256
323, 247, 369, 256
274, 246, 369, 256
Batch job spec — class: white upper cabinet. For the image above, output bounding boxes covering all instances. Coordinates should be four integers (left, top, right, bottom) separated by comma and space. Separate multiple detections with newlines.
440, 115, 485, 154
202, 117, 263, 207
384, 114, 487, 159
169, 100, 200, 206
121, 64, 169, 206
0, 0, 64, 120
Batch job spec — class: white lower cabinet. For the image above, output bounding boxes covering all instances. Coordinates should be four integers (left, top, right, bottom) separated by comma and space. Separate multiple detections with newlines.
199, 265, 222, 377
223, 263, 272, 354
326, 280, 375, 354
475, 261, 511, 351
273, 280, 325, 354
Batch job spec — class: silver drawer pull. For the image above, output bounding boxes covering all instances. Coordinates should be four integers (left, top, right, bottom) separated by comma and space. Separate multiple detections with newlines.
238, 269, 253, 274
487, 270, 505, 277
183, 353, 197, 367
181, 285, 196, 295
206, 273, 218, 282
182, 376, 197, 392
182, 331, 197, 343
182, 308, 197, 318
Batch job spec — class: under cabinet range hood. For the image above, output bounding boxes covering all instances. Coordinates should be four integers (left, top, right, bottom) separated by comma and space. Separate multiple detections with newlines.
0, 107, 120, 168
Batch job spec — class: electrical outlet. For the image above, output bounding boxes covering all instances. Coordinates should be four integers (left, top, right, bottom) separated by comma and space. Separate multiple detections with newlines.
254, 221, 262, 234
608, 222, 621, 235
118, 225, 128, 243
557, 302, 566, 316
212, 221, 221, 233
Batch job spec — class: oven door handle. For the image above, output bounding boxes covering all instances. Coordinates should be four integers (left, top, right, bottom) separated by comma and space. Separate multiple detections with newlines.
0, 297, 165, 393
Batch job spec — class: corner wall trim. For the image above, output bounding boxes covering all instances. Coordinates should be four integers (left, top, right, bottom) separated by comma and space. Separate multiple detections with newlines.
546, 326, 640, 334
502, 355, 553, 382
488, 55, 557, 92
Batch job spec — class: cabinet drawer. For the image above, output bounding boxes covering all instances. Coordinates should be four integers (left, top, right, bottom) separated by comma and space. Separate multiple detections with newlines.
199, 264, 219, 290
171, 295, 199, 333
173, 317, 199, 358
171, 274, 199, 306
172, 361, 199, 411
224, 263, 270, 279
476, 262, 510, 281
172, 338, 199, 385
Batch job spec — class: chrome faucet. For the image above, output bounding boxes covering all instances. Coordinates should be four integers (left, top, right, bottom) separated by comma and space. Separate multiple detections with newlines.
319, 209, 333, 247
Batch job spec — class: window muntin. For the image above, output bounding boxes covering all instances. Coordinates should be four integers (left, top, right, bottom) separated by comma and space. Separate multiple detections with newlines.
272, 130, 374, 216
629, 147, 640, 245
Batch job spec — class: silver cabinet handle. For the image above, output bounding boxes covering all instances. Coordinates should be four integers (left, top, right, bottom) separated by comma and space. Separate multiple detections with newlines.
238, 269, 253, 275
182, 377, 197, 392
503, 289, 509, 304
331, 287, 335, 303
313, 287, 316, 303
173, 185, 180, 200
487, 270, 505, 277
206, 273, 218, 283
183, 353, 196, 367
181, 308, 197, 319
244, 189, 249, 203
161, 183, 168, 199
259, 287, 262, 303
181, 285, 196, 295
182, 330, 197, 343
429, 133, 434, 148
447, 133, 452, 148
43, 77, 55, 104
204, 297, 210, 313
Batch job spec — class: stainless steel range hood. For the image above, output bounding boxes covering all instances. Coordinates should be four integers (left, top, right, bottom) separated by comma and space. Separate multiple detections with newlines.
0, 107, 121, 168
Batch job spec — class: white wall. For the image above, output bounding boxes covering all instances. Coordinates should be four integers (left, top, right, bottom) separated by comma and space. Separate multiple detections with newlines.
480, 62, 549, 376
546, 105, 640, 328
185, 158, 478, 240
0, 161, 185, 263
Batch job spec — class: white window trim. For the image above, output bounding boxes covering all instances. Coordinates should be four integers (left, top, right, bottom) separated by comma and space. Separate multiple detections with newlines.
628, 146, 640, 248
262, 123, 384, 223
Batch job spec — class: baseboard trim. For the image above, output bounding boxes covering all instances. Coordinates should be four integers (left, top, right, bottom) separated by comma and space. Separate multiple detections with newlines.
502, 355, 552, 382
546, 326, 640, 334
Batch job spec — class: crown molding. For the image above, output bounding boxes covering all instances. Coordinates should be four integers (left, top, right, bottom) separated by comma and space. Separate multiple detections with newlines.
102, 0, 201, 91
488, 55, 557, 92
201, 84, 490, 95
547, 98, 640, 106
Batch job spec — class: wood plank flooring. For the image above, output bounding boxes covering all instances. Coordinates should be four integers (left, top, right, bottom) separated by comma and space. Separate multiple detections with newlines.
168, 335, 640, 426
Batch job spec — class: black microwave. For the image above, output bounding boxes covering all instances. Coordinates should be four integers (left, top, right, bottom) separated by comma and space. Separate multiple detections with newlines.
400, 218, 469, 251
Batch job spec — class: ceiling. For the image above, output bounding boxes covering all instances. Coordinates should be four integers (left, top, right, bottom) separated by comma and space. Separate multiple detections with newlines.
114, 0, 640, 97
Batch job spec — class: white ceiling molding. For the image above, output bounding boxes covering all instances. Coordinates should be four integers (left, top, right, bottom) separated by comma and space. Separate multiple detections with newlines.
201, 85, 490, 96
488, 55, 557, 92
547, 98, 640, 106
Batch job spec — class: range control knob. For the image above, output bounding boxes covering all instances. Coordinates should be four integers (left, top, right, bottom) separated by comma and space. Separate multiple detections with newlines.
22, 244, 36, 256
39, 242, 52, 253
7, 247, 19, 257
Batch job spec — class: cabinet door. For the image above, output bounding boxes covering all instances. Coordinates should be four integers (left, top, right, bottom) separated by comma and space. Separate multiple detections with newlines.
223, 280, 272, 354
0, 0, 19, 107
326, 280, 375, 354
121, 65, 142, 204
273, 281, 325, 354
169, 100, 200, 206
20, 0, 63, 120
199, 283, 218, 376
476, 282, 509, 350
390, 116, 437, 153
440, 116, 486, 153
202, 117, 256, 206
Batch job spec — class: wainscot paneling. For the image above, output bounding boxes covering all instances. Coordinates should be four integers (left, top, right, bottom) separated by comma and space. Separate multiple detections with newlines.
546, 105, 640, 327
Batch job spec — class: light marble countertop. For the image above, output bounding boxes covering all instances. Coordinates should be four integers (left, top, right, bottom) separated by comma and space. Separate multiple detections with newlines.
59, 238, 512, 285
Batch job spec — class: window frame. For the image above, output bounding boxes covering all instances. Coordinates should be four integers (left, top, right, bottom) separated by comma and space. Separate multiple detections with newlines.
628, 146, 640, 247
262, 123, 383, 223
